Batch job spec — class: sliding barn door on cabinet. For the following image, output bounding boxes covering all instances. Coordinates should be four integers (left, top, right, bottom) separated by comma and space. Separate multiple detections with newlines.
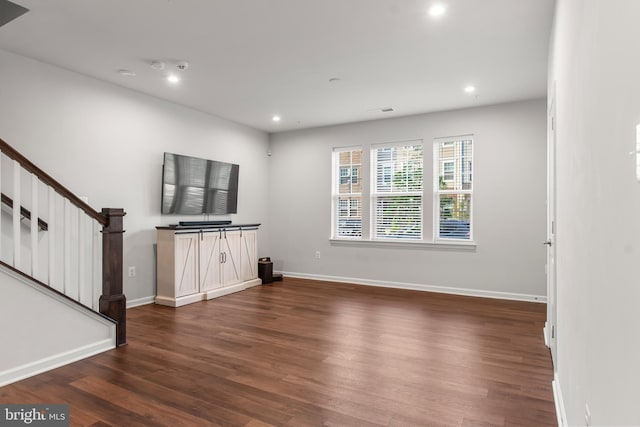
199, 231, 222, 292
240, 230, 258, 281
221, 231, 242, 286
173, 233, 199, 297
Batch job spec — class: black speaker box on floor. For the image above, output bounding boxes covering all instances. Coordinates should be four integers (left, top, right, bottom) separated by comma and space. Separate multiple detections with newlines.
258, 257, 273, 284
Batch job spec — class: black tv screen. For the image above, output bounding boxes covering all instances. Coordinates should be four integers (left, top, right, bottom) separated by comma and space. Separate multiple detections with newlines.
161, 152, 239, 215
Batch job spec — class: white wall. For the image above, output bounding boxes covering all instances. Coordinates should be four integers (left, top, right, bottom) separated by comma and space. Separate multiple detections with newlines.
0, 49, 271, 305
268, 99, 547, 299
550, 1, 640, 425
0, 266, 115, 386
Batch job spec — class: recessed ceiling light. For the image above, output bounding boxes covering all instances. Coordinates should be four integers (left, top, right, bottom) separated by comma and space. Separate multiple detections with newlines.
167, 75, 180, 84
429, 3, 447, 17
272, 115, 281, 122
464, 85, 476, 93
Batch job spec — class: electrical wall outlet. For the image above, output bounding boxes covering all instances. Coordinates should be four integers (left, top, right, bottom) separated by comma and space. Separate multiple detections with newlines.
315, 251, 321, 259
128, 266, 136, 278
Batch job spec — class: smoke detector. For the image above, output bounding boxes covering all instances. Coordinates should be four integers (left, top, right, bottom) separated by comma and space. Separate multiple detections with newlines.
150, 61, 165, 70
176, 61, 189, 71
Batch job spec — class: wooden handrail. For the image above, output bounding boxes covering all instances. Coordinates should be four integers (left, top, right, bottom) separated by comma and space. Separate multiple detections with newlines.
1, 192, 48, 231
0, 138, 107, 226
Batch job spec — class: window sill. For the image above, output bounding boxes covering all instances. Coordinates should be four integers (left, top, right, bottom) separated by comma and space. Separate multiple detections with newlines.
329, 238, 476, 251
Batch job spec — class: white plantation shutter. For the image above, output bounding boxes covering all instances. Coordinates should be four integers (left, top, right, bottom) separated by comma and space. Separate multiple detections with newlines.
372, 142, 423, 240
434, 136, 473, 240
333, 147, 363, 237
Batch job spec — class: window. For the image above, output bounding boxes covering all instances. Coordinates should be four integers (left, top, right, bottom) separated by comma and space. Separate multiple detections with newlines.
333, 147, 362, 237
434, 137, 473, 240
339, 167, 359, 184
339, 167, 350, 184
332, 136, 473, 245
372, 142, 423, 240
442, 160, 454, 181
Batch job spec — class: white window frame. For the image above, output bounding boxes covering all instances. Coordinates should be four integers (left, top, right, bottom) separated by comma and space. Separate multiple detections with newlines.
371, 140, 424, 241
332, 146, 363, 238
330, 138, 475, 249
433, 136, 474, 242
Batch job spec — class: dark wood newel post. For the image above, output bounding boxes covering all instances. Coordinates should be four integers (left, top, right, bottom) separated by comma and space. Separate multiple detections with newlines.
100, 208, 127, 347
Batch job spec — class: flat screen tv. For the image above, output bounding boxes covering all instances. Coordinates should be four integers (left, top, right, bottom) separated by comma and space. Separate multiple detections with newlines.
161, 152, 239, 215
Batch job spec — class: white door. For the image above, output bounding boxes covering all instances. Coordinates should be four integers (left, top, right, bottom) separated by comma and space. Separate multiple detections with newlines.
546, 94, 558, 367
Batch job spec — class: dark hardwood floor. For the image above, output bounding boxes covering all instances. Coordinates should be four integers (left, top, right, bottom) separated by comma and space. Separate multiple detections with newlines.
0, 278, 556, 426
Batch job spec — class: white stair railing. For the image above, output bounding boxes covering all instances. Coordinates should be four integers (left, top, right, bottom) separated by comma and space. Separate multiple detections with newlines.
0, 137, 126, 345
1, 153, 103, 309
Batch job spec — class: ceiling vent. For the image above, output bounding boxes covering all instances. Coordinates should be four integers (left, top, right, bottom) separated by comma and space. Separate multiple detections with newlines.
0, 0, 29, 28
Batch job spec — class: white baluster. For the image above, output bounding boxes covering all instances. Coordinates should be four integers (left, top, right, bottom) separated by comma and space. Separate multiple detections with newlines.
48, 187, 56, 289
12, 160, 21, 270
78, 208, 85, 305
92, 220, 100, 310
31, 174, 39, 278
64, 198, 70, 295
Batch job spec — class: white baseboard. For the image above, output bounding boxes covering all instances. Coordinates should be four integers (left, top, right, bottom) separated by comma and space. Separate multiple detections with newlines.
0, 338, 115, 387
280, 271, 547, 303
126, 296, 155, 308
544, 322, 550, 347
552, 373, 568, 427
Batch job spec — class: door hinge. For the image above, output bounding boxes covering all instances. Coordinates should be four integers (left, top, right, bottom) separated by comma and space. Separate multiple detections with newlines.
552, 325, 555, 339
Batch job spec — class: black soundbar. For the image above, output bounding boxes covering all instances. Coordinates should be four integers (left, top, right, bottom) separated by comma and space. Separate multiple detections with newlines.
178, 220, 232, 226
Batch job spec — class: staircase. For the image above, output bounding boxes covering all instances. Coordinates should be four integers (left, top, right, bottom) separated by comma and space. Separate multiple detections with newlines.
0, 137, 126, 386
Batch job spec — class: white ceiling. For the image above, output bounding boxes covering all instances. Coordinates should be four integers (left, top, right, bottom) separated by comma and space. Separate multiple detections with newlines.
0, 0, 555, 133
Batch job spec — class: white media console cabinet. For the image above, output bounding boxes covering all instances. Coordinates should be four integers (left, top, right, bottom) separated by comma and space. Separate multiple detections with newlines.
155, 224, 261, 307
